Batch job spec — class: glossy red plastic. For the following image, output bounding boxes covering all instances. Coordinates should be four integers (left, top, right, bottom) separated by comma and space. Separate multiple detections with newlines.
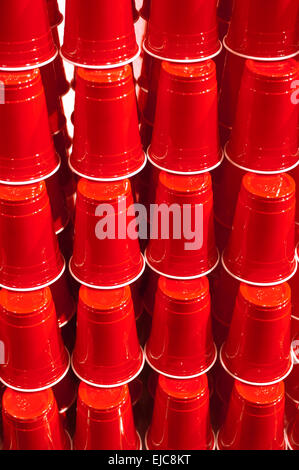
52, 129, 76, 199
146, 276, 216, 378
46, 0, 63, 27
286, 362, 299, 409
222, 173, 296, 285
46, 171, 69, 234
225, 0, 299, 59
0, 70, 59, 184
217, 0, 233, 22
50, 271, 76, 328
146, 172, 219, 279
131, 0, 139, 23
146, 374, 214, 450
148, 61, 222, 174
218, 51, 246, 128
72, 286, 144, 387
227, 60, 299, 173
57, 220, 74, 262
2, 388, 69, 450
40, 66, 67, 135
218, 381, 285, 450
0, 0, 57, 70
137, 52, 161, 124
213, 155, 245, 228
211, 363, 234, 430
140, 0, 151, 20
144, 0, 221, 62
70, 67, 145, 180
74, 382, 140, 450
42, 28, 70, 97
0, 288, 69, 391
221, 283, 292, 384
214, 218, 231, 254
62, 0, 139, 68
142, 267, 159, 316
70, 178, 144, 289
0, 182, 64, 290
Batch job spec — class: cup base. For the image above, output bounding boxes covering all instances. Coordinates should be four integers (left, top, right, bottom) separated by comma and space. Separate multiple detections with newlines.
0, 156, 61, 186
144, 342, 217, 380
60, 46, 141, 70
219, 343, 294, 386
221, 252, 298, 287
69, 255, 145, 290
70, 349, 145, 389
224, 144, 299, 175
0, 348, 70, 393
147, 147, 224, 175
145, 427, 216, 451
68, 152, 147, 182
144, 248, 220, 280
143, 41, 223, 63
223, 36, 299, 61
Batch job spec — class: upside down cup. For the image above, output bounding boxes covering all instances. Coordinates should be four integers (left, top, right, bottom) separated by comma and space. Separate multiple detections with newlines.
148, 61, 222, 174
222, 173, 296, 285
72, 286, 144, 387
146, 374, 214, 450
0, 69, 59, 184
226, 59, 299, 173
74, 382, 140, 450
70, 66, 145, 180
145, 276, 216, 378
62, 0, 139, 68
0, 0, 57, 70
2, 388, 70, 450
225, 0, 299, 59
0, 182, 65, 290
218, 381, 285, 450
145, 172, 219, 279
70, 178, 144, 289
0, 288, 69, 391
220, 283, 292, 385
144, 0, 221, 62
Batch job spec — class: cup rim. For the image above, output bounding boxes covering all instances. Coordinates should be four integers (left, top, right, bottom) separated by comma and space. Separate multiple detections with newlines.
223, 35, 299, 61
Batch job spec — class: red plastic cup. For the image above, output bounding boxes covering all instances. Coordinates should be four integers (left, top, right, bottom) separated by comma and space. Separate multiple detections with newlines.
137, 52, 162, 125
57, 220, 74, 262
145, 276, 216, 378
72, 286, 144, 387
226, 59, 299, 173
0, 288, 69, 391
46, 171, 69, 235
50, 271, 76, 328
222, 173, 296, 285
0, 182, 65, 290
218, 51, 246, 128
62, 0, 139, 68
46, 0, 63, 27
70, 178, 145, 289
214, 218, 231, 254
2, 388, 70, 450
220, 282, 292, 385
143, 0, 221, 62
131, 0, 139, 23
210, 363, 234, 430
148, 61, 222, 174
218, 381, 286, 450
213, 155, 245, 228
74, 382, 141, 450
0, 69, 59, 184
40, 64, 67, 135
225, 0, 299, 59
70, 66, 145, 181
146, 374, 214, 450
0, 0, 57, 70
286, 363, 299, 411
145, 172, 219, 279
52, 129, 76, 199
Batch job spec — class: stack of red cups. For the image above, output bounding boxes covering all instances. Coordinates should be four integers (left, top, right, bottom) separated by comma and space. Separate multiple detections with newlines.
211, 0, 299, 450
0, 0, 75, 450
61, 0, 145, 450
137, 0, 225, 450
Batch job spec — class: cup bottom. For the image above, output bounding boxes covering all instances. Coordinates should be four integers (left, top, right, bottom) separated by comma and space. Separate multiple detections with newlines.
60, 46, 141, 70
143, 41, 223, 63
223, 36, 299, 61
